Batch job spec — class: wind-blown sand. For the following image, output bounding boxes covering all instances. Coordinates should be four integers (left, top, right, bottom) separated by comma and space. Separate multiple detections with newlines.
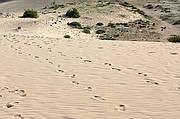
0, 0, 180, 119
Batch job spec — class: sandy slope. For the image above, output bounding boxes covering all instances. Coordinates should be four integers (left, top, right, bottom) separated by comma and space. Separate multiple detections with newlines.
0, 0, 180, 119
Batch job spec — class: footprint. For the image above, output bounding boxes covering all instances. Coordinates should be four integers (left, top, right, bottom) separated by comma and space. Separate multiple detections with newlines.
138, 73, 147, 77
85, 86, 92, 91
76, 56, 83, 59
84, 60, 92, 63
0, 94, 3, 98
91, 96, 105, 101
115, 104, 126, 111
57, 69, 64, 73
5, 102, 19, 108
112, 67, 121, 71
70, 74, 76, 78
104, 63, 112, 66
34, 56, 39, 58
13, 114, 24, 119
17, 90, 27, 97
145, 79, 159, 85
1, 86, 8, 90
170, 52, 178, 55
70, 81, 79, 85
176, 87, 180, 91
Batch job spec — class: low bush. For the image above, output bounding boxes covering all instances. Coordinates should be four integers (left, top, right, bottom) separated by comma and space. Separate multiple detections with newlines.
22, 9, 38, 18
66, 8, 80, 18
145, 4, 154, 9
50, 1, 65, 10
108, 22, 116, 28
96, 29, 106, 34
96, 22, 104, 26
64, 35, 71, 38
83, 29, 91, 34
168, 35, 180, 43
67, 22, 82, 29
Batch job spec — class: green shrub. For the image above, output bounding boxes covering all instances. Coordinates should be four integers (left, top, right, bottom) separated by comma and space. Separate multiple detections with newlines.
83, 26, 92, 30
173, 20, 180, 25
96, 22, 104, 26
22, 9, 38, 18
83, 29, 91, 34
168, 35, 180, 43
64, 35, 71, 38
67, 22, 82, 29
66, 8, 80, 18
108, 22, 116, 28
145, 4, 154, 9
50, 1, 65, 10
96, 29, 106, 34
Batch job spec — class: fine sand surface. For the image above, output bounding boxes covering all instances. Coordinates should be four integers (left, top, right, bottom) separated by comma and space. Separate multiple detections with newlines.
0, 0, 180, 119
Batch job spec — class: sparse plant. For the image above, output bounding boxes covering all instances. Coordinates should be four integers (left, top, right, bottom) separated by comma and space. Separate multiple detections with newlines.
168, 35, 180, 43
22, 9, 38, 18
66, 8, 80, 18
96, 22, 104, 26
64, 35, 71, 38
145, 4, 154, 9
96, 29, 106, 34
108, 22, 116, 28
83, 29, 91, 34
67, 22, 82, 29
50, 1, 65, 10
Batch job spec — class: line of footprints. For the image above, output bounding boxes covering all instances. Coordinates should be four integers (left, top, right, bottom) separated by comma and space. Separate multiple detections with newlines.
1, 34, 180, 119
0, 86, 27, 119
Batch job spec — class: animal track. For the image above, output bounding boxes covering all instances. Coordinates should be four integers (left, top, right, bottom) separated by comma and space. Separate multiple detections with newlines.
91, 96, 105, 101
104, 63, 112, 66
145, 79, 159, 85
70, 81, 79, 85
84, 60, 92, 63
112, 67, 121, 71
138, 73, 147, 77
115, 104, 126, 111
57, 69, 64, 73
85, 86, 92, 91
13, 114, 24, 119
5, 101, 19, 108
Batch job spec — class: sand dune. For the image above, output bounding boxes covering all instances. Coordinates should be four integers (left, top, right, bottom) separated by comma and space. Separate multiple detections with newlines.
0, 0, 180, 119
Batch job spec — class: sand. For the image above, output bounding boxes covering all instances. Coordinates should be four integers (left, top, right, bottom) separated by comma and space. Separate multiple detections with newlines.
0, 0, 180, 119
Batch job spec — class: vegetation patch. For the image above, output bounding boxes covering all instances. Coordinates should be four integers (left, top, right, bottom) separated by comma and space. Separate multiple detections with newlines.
96, 29, 106, 34
49, 1, 65, 10
22, 9, 38, 18
66, 8, 80, 18
96, 22, 104, 26
168, 35, 180, 43
83, 29, 91, 34
67, 22, 82, 29
64, 35, 71, 38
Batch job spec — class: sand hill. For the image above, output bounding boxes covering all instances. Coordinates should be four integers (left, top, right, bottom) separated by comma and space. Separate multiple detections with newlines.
0, 0, 180, 119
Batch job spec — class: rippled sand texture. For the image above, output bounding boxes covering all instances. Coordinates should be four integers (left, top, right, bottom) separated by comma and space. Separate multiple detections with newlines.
0, 33, 180, 119
0, 0, 180, 119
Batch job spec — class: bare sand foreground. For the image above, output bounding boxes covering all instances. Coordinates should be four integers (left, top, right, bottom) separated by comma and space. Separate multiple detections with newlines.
0, 0, 180, 119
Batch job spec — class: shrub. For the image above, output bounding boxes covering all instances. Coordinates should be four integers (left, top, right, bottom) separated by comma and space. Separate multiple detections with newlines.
83, 29, 91, 34
83, 26, 92, 30
50, 1, 65, 10
108, 22, 116, 28
173, 20, 180, 25
66, 8, 80, 18
67, 22, 82, 29
145, 4, 154, 9
96, 22, 104, 26
168, 35, 180, 43
22, 9, 38, 18
64, 35, 71, 38
96, 29, 106, 34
